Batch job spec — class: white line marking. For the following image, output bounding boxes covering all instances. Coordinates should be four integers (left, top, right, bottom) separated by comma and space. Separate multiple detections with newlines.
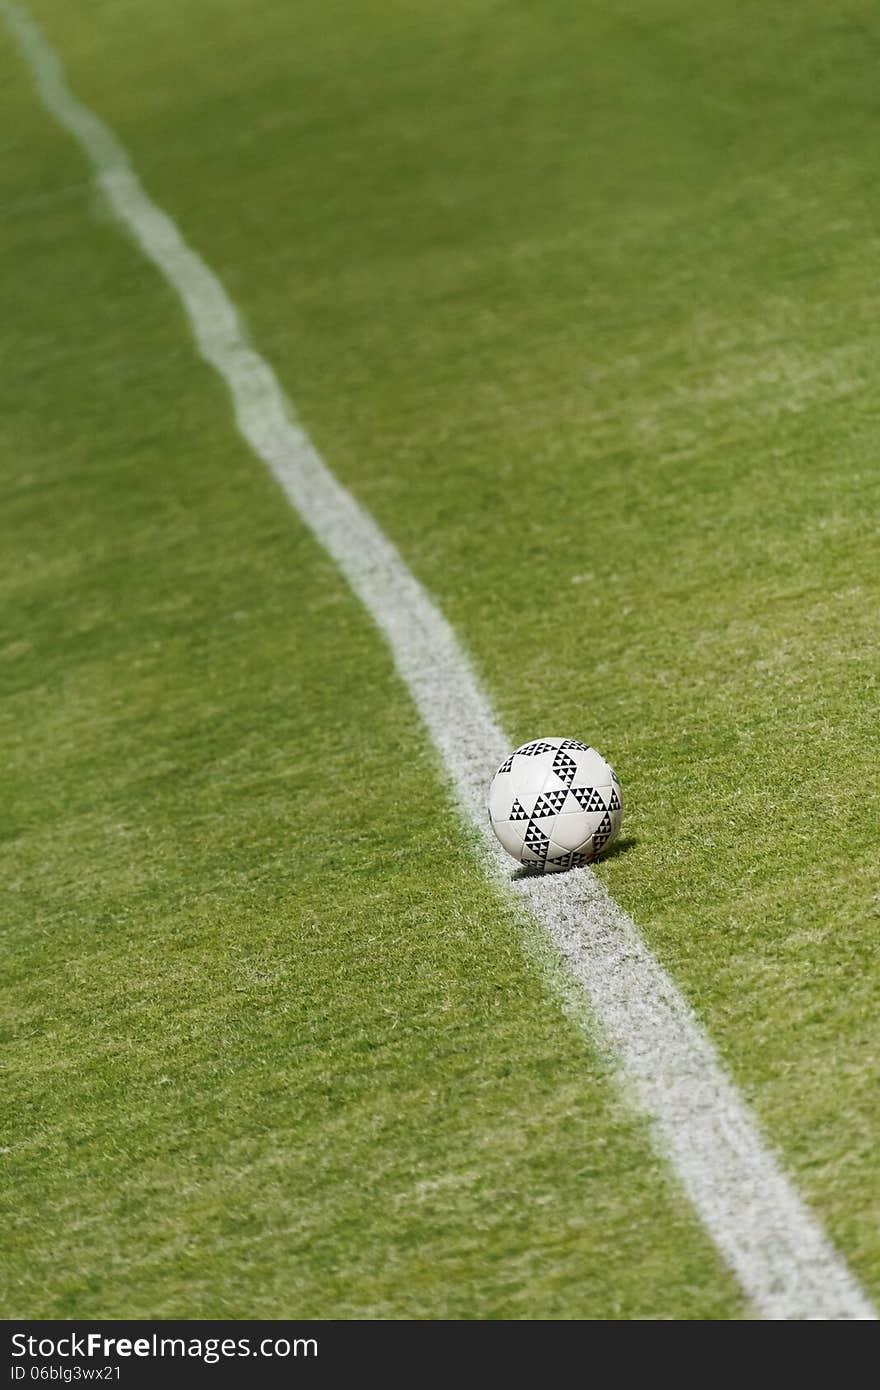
5, 1, 874, 1321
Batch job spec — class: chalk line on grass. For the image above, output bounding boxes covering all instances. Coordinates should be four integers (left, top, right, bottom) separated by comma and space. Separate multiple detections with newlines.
4, 0, 874, 1320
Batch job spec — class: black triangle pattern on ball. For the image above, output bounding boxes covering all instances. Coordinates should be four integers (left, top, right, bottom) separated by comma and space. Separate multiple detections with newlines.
559, 739, 590, 751
609, 767, 620, 785
497, 754, 514, 775
544, 846, 594, 871
509, 799, 529, 821
532, 788, 568, 817
595, 811, 612, 835
524, 824, 550, 853
569, 786, 606, 813
552, 750, 577, 785
544, 850, 574, 870
608, 787, 621, 811
519, 740, 557, 756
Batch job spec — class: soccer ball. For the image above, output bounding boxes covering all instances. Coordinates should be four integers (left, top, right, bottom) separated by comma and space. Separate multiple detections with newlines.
488, 738, 622, 872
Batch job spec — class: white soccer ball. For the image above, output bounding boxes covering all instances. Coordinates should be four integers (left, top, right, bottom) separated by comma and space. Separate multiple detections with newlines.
488, 738, 622, 872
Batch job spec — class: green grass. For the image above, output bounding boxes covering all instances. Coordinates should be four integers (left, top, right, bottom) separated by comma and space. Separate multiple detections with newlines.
2, 0, 879, 1317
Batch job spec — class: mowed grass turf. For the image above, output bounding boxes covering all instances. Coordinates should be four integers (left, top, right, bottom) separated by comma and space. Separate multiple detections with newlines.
0, 5, 742, 1320
2, 0, 879, 1316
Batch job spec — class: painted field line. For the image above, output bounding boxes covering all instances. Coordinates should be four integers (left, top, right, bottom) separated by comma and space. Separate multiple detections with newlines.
4, 1, 874, 1321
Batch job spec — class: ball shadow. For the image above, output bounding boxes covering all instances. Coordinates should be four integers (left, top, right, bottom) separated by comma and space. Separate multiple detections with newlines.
597, 834, 639, 862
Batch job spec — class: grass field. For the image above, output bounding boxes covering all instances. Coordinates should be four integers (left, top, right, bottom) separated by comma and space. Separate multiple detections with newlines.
2, 0, 878, 1319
